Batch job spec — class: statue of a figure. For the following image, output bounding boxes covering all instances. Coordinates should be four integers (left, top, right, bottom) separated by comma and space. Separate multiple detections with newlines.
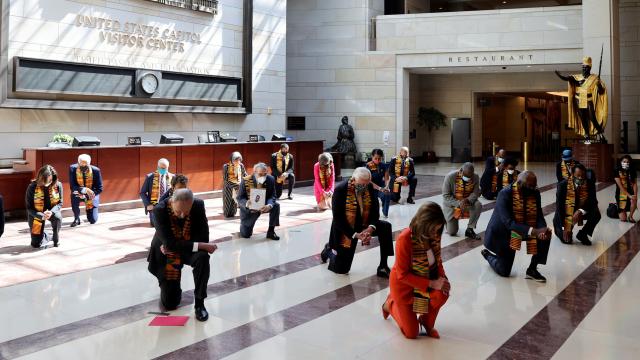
326, 116, 357, 153
555, 56, 608, 143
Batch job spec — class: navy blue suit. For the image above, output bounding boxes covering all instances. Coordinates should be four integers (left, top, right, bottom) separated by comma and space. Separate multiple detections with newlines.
140, 172, 173, 226
69, 164, 103, 224
483, 186, 549, 277
236, 174, 280, 238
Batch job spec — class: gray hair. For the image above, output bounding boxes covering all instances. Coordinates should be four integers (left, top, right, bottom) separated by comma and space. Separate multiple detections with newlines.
231, 151, 243, 162
158, 158, 170, 167
172, 188, 194, 203
318, 152, 333, 166
400, 146, 409, 154
280, 143, 289, 150
517, 170, 534, 185
253, 162, 268, 172
462, 162, 474, 173
78, 154, 91, 164
351, 167, 371, 181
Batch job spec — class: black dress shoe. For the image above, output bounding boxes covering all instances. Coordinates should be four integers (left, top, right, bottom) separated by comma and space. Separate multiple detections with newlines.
481, 248, 491, 260
525, 268, 547, 283
320, 243, 331, 263
376, 267, 390, 278
266, 232, 280, 241
407, 198, 415, 204
576, 231, 592, 246
287, 195, 293, 200
195, 305, 209, 322
465, 228, 481, 240
70, 218, 81, 227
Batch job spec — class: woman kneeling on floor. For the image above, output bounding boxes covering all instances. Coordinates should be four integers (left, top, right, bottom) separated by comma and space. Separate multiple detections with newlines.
382, 201, 450, 339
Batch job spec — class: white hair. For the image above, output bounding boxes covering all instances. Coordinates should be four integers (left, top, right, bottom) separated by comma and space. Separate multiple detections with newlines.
231, 151, 243, 162
352, 167, 371, 181
157, 158, 170, 167
400, 146, 410, 154
318, 152, 333, 166
253, 162, 268, 172
78, 154, 91, 164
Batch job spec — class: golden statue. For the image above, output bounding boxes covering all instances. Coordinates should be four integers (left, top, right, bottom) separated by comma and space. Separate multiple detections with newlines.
555, 56, 608, 143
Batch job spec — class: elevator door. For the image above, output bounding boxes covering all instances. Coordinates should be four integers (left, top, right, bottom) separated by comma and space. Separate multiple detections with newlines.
451, 118, 471, 163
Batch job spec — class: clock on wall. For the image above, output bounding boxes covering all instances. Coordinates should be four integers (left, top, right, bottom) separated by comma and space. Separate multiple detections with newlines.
135, 70, 162, 96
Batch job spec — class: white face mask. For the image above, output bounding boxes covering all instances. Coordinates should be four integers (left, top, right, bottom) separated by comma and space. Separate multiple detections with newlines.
507, 169, 515, 175
44, 182, 52, 187
497, 157, 504, 163
256, 176, 267, 184
622, 162, 630, 170
462, 175, 471, 182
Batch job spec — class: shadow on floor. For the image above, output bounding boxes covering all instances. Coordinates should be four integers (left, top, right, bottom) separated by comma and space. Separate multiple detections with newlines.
0, 245, 39, 255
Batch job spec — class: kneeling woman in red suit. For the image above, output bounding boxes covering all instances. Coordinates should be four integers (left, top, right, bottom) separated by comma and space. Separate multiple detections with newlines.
382, 201, 450, 339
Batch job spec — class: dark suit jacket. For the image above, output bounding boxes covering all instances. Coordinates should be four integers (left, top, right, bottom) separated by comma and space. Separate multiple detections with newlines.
25, 181, 64, 222
271, 152, 294, 177
329, 181, 380, 249
480, 157, 500, 197
481, 169, 518, 200
140, 172, 173, 213
484, 186, 546, 257
553, 178, 598, 228
236, 174, 277, 209
555, 160, 580, 182
147, 198, 209, 281
69, 164, 103, 196
388, 157, 415, 182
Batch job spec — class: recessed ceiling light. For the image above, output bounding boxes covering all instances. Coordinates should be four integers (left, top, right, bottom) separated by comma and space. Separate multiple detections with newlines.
439, 7, 443, 10
502, 1, 507, 4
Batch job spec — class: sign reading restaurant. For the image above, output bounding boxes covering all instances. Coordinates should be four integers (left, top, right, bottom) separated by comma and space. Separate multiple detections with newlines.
75, 15, 202, 53
448, 53, 535, 64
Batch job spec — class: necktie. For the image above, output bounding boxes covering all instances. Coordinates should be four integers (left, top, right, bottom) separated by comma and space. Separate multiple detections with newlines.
160, 175, 166, 197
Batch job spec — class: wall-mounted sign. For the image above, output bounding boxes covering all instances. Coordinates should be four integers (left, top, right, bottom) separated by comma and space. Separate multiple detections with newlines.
448, 53, 535, 65
146, 0, 218, 15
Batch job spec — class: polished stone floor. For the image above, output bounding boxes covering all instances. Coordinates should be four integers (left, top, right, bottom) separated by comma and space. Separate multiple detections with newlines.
0, 162, 638, 359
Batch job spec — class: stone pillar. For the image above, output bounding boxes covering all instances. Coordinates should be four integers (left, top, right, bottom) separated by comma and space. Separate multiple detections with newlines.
582, 0, 621, 153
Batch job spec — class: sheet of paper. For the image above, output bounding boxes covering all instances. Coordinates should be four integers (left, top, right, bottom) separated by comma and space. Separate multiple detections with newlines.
249, 188, 267, 210
148, 316, 189, 326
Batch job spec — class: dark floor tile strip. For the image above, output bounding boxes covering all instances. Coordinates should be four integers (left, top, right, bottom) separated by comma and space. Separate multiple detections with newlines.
0, 179, 566, 359
488, 224, 640, 360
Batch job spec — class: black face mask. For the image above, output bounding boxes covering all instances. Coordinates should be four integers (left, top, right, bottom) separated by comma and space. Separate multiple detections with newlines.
80, 165, 89, 172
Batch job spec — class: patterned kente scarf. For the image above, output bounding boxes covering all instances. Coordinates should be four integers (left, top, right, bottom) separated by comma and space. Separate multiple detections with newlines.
276, 151, 291, 184
164, 201, 192, 281
619, 170, 630, 209
564, 178, 589, 230
76, 166, 94, 210
560, 160, 574, 180
227, 162, 243, 185
243, 174, 264, 196
410, 230, 441, 315
454, 171, 474, 219
341, 178, 371, 249
31, 183, 60, 235
150, 171, 172, 205
392, 157, 410, 193
509, 182, 538, 255
319, 164, 331, 191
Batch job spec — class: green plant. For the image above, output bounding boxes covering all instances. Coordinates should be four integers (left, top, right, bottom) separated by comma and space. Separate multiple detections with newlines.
51, 133, 73, 144
416, 107, 447, 132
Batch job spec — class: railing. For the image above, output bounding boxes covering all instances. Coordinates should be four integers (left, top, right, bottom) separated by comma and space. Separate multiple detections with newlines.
145, 0, 218, 14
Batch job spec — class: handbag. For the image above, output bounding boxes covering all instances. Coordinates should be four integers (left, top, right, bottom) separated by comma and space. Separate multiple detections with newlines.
606, 203, 619, 219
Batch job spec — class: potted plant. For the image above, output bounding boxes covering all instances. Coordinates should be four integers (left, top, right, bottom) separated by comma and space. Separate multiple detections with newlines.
416, 106, 447, 162
48, 133, 73, 148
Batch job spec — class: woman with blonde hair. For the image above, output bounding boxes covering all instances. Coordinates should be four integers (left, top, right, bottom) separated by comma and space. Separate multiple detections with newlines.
313, 152, 335, 211
382, 201, 450, 339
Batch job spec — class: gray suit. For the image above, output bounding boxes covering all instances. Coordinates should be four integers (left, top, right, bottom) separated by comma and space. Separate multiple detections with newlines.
442, 170, 482, 236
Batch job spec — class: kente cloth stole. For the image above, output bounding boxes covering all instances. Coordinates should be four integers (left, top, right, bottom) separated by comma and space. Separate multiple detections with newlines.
164, 202, 192, 281
227, 162, 241, 185
319, 164, 331, 191
619, 171, 629, 209
150, 172, 172, 205
560, 160, 573, 180
276, 151, 291, 184
393, 158, 410, 193
410, 231, 441, 315
564, 179, 589, 230
341, 179, 371, 249
76, 166, 94, 210
31, 184, 61, 236
454, 171, 474, 219
509, 183, 538, 255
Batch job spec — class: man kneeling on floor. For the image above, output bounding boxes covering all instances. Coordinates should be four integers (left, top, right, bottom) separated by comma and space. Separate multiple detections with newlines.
321, 167, 394, 278
237, 162, 281, 240
442, 162, 482, 240
481, 171, 552, 282
147, 189, 218, 321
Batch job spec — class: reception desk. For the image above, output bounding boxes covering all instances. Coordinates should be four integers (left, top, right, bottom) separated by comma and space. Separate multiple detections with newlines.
1, 140, 322, 211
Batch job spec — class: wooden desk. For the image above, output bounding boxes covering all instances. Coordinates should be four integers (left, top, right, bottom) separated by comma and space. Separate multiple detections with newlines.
0, 140, 323, 211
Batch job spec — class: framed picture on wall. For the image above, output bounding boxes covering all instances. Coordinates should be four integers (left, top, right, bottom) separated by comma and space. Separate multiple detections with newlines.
207, 131, 220, 143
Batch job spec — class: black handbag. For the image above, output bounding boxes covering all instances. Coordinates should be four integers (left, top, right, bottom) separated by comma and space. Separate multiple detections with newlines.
607, 203, 619, 219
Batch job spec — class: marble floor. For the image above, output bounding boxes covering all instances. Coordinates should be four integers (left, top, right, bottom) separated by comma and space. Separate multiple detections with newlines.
0, 162, 638, 360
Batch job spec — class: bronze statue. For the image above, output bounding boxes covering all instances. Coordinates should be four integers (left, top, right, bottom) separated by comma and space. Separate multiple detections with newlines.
326, 116, 357, 153
555, 56, 608, 143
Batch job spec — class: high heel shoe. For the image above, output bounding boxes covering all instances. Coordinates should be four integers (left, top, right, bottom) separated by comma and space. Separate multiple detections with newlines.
418, 316, 440, 339
381, 297, 390, 320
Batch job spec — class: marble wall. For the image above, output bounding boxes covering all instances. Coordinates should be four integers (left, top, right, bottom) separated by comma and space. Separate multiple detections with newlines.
0, 0, 287, 158
620, 0, 640, 152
